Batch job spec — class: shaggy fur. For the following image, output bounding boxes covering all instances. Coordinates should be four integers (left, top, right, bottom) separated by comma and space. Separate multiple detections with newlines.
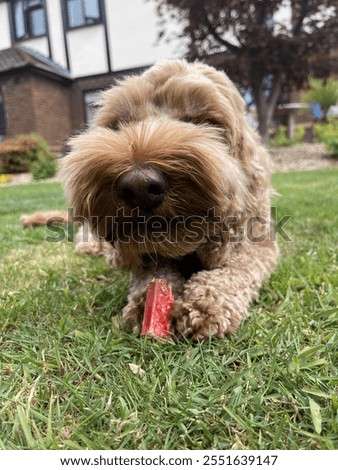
60, 60, 279, 340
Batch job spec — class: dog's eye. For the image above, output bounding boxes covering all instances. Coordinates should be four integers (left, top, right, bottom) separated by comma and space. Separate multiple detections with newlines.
108, 119, 130, 131
180, 116, 198, 125
203, 118, 223, 128
181, 115, 222, 128
107, 120, 120, 131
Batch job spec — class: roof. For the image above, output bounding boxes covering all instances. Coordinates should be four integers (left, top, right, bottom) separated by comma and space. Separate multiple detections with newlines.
0, 45, 72, 81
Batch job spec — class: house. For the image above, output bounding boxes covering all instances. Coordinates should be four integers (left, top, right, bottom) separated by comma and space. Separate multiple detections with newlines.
0, 0, 184, 150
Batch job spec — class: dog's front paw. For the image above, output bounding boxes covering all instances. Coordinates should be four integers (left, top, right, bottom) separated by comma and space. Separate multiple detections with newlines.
171, 283, 243, 340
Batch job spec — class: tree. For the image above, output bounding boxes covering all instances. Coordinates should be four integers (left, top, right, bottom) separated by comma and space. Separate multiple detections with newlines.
150, 0, 337, 142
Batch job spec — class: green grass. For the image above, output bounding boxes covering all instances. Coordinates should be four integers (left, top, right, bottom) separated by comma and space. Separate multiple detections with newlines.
0, 170, 337, 450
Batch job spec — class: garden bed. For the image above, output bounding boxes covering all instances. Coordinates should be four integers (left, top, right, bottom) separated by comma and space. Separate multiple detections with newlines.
269, 143, 338, 173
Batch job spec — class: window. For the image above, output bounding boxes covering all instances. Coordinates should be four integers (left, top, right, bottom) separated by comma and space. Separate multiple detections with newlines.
64, 0, 101, 29
0, 90, 7, 131
84, 90, 101, 124
11, 0, 47, 40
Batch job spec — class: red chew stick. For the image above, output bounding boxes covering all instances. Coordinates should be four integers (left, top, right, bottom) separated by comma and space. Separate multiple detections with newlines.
141, 279, 174, 339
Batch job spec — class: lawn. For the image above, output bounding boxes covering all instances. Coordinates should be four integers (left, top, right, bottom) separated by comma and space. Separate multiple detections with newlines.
0, 169, 337, 450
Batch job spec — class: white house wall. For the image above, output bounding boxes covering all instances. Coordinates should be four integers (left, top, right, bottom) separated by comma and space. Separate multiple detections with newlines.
0, 2, 11, 50
67, 24, 108, 77
20, 37, 49, 57
46, 0, 67, 69
0, 0, 185, 75
106, 0, 184, 71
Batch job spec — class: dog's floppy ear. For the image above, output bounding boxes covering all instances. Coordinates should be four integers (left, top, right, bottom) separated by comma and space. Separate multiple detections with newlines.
191, 62, 257, 161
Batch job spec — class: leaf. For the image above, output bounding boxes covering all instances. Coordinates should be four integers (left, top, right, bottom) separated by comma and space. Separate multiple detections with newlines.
74, 329, 86, 339
128, 363, 146, 378
309, 398, 322, 435
17, 406, 35, 448
297, 345, 324, 359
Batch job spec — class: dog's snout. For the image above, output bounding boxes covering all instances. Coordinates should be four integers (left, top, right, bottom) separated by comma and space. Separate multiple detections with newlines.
117, 166, 168, 211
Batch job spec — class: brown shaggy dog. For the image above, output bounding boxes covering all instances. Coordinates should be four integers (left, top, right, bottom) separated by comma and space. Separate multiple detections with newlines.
60, 60, 279, 340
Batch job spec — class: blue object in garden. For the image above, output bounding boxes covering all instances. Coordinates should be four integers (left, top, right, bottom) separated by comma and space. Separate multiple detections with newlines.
310, 102, 324, 119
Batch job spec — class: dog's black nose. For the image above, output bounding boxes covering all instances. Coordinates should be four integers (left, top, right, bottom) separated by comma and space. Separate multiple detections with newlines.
117, 166, 168, 211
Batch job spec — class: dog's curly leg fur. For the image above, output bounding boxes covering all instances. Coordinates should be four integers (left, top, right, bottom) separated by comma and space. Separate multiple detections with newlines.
171, 240, 278, 340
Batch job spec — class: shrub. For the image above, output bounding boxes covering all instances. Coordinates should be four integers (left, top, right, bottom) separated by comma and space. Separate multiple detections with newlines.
31, 154, 58, 180
269, 125, 305, 147
269, 126, 290, 147
293, 125, 305, 144
313, 119, 338, 143
0, 134, 58, 178
0, 135, 38, 173
313, 119, 338, 158
325, 138, 338, 158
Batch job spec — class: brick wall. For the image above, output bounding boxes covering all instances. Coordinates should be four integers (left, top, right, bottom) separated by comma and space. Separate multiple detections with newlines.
31, 74, 72, 151
0, 72, 36, 137
0, 70, 73, 152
